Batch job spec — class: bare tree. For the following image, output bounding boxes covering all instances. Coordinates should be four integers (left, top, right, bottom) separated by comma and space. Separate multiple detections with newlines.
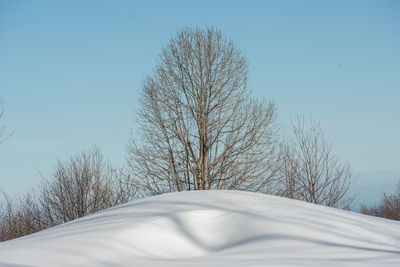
361, 181, 400, 220
0, 99, 13, 144
279, 116, 354, 209
127, 27, 278, 195
40, 146, 135, 226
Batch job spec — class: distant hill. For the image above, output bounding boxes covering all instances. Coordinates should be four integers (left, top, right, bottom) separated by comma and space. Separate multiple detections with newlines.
351, 169, 400, 209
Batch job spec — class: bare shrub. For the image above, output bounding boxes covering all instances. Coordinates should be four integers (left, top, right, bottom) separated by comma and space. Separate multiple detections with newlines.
0, 192, 42, 241
361, 181, 400, 220
39, 146, 135, 226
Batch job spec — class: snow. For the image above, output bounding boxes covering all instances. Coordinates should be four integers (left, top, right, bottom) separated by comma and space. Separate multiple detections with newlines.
0, 190, 399, 266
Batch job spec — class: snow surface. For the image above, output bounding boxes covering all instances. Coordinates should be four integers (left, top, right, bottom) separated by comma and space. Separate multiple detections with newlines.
1, 190, 399, 266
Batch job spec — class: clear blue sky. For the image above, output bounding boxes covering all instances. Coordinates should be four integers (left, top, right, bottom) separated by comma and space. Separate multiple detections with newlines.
1, 0, 399, 195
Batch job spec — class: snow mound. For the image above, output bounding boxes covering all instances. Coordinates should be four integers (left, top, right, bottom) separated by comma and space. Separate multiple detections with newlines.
1, 191, 399, 266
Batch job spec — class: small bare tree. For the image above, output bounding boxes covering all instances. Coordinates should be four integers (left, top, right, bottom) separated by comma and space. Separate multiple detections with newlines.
361, 181, 400, 220
279, 116, 354, 209
127, 27, 279, 195
40, 146, 134, 226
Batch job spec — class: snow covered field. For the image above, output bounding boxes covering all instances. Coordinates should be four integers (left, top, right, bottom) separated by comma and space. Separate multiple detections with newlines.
1, 191, 399, 266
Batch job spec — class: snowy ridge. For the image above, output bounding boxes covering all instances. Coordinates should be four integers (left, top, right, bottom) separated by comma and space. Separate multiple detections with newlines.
0, 190, 399, 266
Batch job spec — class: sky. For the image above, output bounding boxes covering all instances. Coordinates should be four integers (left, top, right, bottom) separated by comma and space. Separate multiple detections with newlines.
0, 0, 399, 197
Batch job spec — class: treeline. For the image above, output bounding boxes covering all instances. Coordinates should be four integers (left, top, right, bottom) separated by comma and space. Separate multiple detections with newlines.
1, 27, 398, 241
0, 146, 135, 241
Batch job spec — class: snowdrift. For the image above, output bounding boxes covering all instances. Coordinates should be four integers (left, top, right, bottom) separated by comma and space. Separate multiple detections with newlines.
1, 191, 399, 266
